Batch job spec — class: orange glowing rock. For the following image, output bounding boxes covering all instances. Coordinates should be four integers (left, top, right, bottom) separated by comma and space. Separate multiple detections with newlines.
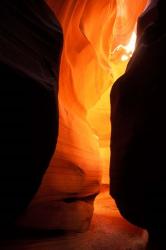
27, 0, 148, 231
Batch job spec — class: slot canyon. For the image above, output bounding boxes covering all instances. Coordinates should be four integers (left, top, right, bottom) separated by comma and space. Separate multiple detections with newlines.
31, 0, 147, 231
1, 0, 165, 249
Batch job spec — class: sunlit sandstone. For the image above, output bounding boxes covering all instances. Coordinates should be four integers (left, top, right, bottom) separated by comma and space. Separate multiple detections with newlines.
25, 0, 147, 232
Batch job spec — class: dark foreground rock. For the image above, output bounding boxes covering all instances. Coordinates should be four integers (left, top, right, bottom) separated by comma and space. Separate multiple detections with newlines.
0, 0, 63, 227
110, 0, 166, 247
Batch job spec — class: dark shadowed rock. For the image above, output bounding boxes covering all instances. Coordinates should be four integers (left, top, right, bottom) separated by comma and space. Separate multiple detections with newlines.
110, 0, 166, 247
0, 0, 63, 227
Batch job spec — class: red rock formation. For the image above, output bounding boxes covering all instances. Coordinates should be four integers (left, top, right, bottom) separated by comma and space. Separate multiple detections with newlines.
26, 0, 147, 231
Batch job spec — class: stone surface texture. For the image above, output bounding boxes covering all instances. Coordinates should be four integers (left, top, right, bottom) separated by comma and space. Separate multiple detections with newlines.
28, 0, 147, 231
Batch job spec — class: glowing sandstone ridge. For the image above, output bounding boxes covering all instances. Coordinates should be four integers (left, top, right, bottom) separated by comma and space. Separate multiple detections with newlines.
28, 0, 147, 232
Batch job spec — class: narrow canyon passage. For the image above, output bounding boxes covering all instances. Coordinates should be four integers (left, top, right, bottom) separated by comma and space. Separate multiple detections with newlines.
1, 0, 154, 249
27, 0, 148, 231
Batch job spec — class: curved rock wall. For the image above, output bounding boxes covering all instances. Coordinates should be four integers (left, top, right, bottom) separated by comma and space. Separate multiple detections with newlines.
29, 0, 147, 232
